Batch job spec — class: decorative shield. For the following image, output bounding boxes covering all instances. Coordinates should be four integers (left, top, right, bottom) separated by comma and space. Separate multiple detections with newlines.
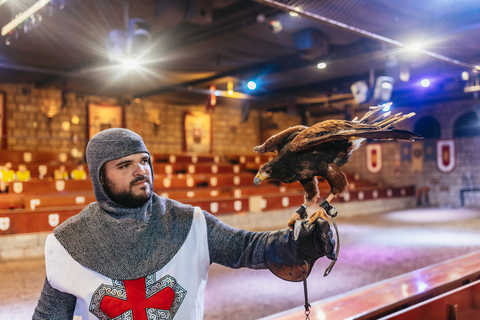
55, 180, 65, 192
13, 182, 23, 194
233, 176, 240, 185
210, 202, 219, 213
48, 214, 60, 227
436, 140, 455, 173
234, 200, 242, 211
366, 144, 382, 173
30, 199, 40, 210
23, 152, 32, 163
0, 217, 10, 231
210, 177, 218, 187
163, 178, 171, 188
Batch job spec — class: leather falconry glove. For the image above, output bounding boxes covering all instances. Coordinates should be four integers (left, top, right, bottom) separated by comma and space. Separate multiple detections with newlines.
264, 218, 336, 282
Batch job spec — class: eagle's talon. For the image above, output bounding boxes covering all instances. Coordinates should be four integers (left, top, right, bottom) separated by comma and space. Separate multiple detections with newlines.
308, 207, 328, 225
287, 212, 302, 230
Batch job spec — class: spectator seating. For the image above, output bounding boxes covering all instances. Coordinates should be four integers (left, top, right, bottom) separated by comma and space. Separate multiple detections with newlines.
0, 150, 415, 236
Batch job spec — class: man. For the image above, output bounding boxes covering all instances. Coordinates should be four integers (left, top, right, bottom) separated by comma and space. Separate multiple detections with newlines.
33, 128, 335, 319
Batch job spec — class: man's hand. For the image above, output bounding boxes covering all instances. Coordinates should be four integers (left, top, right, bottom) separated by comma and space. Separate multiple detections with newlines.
264, 218, 336, 282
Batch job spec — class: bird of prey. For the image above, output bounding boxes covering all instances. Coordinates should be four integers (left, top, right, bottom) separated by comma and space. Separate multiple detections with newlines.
253, 104, 422, 228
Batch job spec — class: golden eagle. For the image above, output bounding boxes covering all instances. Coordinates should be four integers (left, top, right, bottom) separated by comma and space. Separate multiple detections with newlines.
253, 104, 422, 228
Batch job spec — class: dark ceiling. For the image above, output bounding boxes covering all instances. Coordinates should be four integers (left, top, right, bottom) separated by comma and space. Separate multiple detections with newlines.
0, 0, 479, 115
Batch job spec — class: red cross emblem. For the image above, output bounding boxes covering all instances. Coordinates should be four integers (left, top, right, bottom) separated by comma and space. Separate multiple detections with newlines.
89, 274, 186, 320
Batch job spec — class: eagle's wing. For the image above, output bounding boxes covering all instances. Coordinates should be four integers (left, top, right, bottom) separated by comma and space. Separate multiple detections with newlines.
290, 114, 421, 153
254, 125, 309, 153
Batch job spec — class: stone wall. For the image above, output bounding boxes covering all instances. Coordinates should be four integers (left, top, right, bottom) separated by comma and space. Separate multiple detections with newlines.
0, 83, 263, 156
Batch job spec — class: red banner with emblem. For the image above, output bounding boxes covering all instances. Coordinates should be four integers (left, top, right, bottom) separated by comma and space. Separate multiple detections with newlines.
366, 144, 382, 173
436, 139, 455, 173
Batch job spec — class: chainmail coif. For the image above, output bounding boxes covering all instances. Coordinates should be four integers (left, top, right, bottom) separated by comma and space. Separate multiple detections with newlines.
53, 128, 193, 280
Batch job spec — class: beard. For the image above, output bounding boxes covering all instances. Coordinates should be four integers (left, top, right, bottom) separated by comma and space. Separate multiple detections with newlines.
103, 175, 153, 208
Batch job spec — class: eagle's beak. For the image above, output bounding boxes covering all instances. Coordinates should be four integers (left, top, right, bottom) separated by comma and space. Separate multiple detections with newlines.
254, 171, 269, 187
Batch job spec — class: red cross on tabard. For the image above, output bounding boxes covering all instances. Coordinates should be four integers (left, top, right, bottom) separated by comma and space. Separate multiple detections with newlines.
99, 277, 175, 320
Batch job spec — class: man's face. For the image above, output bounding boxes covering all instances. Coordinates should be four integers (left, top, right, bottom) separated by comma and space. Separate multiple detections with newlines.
101, 152, 153, 208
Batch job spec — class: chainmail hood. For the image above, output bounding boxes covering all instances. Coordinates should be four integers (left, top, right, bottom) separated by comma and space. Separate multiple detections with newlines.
86, 128, 154, 217
54, 128, 194, 279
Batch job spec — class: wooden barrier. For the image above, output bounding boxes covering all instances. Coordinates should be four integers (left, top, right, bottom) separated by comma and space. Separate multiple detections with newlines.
380, 279, 480, 319
260, 250, 480, 320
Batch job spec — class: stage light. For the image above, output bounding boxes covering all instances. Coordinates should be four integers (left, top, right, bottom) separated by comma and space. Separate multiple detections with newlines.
373, 76, 394, 102
122, 59, 138, 69
350, 80, 369, 104
316, 62, 327, 69
462, 72, 469, 81
421, 79, 430, 87
382, 103, 392, 112
247, 81, 257, 90
227, 81, 234, 95
269, 20, 283, 33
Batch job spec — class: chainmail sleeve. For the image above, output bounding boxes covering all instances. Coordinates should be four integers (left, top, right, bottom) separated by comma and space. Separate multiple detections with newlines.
32, 277, 76, 319
204, 210, 269, 269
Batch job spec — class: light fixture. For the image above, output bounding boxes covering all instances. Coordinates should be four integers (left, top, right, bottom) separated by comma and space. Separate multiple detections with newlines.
1, 0, 52, 36
227, 81, 234, 95
316, 62, 327, 69
373, 76, 394, 102
269, 20, 283, 33
247, 81, 257, 90
420, 79, 430, 87
122, 59, 138, 69
462, 71, 469, 81
350, 80, 369, 104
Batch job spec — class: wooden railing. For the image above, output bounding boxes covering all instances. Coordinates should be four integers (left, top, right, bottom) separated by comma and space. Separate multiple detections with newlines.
260, 250, 480, 320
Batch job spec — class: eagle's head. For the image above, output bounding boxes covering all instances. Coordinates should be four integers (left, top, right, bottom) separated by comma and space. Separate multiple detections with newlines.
253, 163, 273, 187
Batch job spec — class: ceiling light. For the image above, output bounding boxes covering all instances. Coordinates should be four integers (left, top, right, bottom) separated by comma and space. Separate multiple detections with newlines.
122, 59, 138, 69
462, 71, 469, 81
247, 81, 257, 90
317, 62, 327, 69
420, 79, 430, 87
1, 0, 52, 36
289, 6, 301, 17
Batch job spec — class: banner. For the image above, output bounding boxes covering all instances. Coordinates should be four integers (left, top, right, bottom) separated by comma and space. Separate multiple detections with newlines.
400, 143, 412, 163
436, 139, 455, 173
184, 112, 212, 153
366, 144, 382, 173
411, 141, 424, 173
424, 140, 436, 162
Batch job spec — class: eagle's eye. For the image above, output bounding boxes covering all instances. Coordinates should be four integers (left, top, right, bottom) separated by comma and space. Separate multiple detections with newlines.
265, 170, 272, 175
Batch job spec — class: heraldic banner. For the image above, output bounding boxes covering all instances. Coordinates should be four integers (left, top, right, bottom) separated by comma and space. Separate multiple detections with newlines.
366, 144, 382, 173
184, 112, 212, 153
436, 139, 455, 173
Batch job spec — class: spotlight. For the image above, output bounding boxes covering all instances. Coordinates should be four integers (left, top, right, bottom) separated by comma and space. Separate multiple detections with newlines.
373, 76, 394, 102
122, 59, 138, 69
316, 62, 327, 69
382, 103, 392, 112
269, 20, 283, 33
350, 80, 369, 104
247, 81, 257, 90
420, 79, 430, 87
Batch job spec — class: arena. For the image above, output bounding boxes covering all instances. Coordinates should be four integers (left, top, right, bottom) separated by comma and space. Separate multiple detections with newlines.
1, 1, 480, 319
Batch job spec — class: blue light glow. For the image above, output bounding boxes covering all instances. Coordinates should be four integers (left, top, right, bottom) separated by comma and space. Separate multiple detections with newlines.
247, 81, 257, 90
382, 103, 391, 112
421, 79, 430, 87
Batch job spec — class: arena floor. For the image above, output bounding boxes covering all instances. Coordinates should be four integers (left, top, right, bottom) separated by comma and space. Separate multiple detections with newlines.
1, 207, 480, 320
